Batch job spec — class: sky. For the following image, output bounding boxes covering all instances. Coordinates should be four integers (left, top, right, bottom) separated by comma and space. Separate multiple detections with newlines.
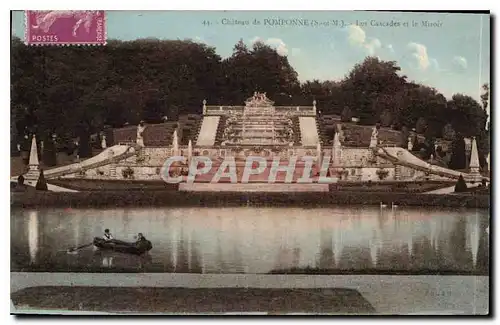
12, 10, 490, 102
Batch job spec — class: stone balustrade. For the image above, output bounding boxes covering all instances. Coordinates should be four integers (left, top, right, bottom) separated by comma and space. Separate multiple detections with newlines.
204, 106, 316, 116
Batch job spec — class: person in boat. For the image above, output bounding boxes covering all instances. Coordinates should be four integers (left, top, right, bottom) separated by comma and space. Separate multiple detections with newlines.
136, 233, 146, 243
103, 229, 114, 241
136, 233, 152, 251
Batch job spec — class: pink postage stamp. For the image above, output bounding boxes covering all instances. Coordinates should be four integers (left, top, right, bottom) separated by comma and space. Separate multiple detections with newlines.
25, 10, 106, 46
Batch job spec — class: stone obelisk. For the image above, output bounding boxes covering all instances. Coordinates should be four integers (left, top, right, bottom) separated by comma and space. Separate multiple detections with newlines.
172, 129, 180, 157
469, 137, 481, 182
25, 135, 40, 181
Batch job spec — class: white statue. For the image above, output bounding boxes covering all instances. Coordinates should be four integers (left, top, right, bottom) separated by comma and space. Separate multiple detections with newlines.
407, 136, 413, 151
101, 133, 107, 149
369, 125, 379, 148
136, 121, 146, 147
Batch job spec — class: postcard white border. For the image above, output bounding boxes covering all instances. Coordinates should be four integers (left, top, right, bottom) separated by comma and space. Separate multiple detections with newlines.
3, 0, 497, 324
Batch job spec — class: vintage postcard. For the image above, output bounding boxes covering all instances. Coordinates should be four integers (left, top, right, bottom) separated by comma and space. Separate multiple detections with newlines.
10, 10, 490, 315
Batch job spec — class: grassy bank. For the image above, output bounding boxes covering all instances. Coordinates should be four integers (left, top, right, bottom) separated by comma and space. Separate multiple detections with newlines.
11, 190, 490, 209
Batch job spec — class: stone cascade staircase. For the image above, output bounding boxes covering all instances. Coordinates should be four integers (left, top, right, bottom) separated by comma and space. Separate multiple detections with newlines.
217, 107, 297, 145
240, 115, 278, 143
214, 115, 229, 146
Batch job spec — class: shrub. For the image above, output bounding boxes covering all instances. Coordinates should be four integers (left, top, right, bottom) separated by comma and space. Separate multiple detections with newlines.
454, 175, 468, 193
415, 117, 427, 134
400, 126, 410, 149
376, 168, 389, 180
449, 134, 466, 170
337, 169, 349, 180
42, 137, 57, 167
442, 123, 456, 141
35, 169, 48, 191
340, 106, 352, 122
380, 109, 392, 127
122, 167, 135, 179
136, 155, 146, 163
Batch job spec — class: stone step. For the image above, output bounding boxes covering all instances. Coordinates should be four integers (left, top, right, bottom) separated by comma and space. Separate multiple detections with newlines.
179, 183, 330, 192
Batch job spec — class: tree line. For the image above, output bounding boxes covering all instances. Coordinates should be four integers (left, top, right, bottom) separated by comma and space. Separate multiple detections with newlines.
11, 37, 490, 168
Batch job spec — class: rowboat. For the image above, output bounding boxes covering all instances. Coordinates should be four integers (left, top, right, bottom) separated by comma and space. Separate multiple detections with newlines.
93, 237, 152, 255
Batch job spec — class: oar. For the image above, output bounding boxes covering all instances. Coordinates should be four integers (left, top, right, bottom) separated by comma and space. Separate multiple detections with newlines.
67, 242, 93, 253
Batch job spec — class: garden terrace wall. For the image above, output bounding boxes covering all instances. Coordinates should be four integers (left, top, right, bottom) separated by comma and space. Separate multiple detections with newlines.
11, 191, 489, 209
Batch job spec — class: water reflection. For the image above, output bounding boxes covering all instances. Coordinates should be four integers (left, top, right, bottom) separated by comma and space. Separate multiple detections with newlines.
28, 211, 38, 264
11, 207, 489, 274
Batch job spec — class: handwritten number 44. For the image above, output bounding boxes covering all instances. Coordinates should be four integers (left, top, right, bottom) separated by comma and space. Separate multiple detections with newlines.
202, 20, 211, 26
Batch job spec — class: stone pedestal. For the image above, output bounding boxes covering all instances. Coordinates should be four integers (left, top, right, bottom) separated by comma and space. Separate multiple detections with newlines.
25, 164, 40, 181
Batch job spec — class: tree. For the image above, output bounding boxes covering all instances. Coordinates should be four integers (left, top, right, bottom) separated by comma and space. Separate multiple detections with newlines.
415, 117, 427, 134
11, 36, 489, 164
399, 84, 447, 135
340, 106, 352, 122
448, 94, 486, 137
340, 57, 407, 125
454, 175, 468, 193
442, 123, 456, 141
380, 109, 393, 127
449, 133, 466, 170
477, 129, 489, 169
480, 83, 489, 112
477, 83, 490, 169
400, 126, 410, 149
223, 39, 299, 105
42, 135, 57, 167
